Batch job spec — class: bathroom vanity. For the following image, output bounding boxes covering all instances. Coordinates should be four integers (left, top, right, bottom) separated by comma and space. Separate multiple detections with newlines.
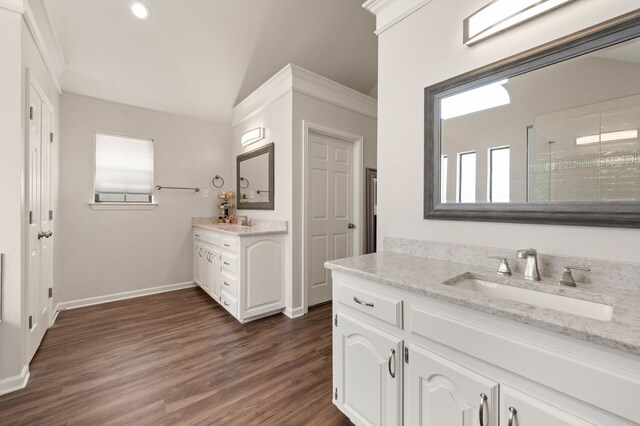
193, 219, 286, 323
326, 251, 640, 426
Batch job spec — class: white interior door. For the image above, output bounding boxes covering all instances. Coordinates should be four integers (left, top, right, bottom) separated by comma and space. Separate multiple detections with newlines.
308, 131, 354, 306
27, 84, 52, 362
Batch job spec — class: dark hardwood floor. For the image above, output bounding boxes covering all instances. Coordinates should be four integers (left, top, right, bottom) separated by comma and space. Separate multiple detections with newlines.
0, 288, 351, 425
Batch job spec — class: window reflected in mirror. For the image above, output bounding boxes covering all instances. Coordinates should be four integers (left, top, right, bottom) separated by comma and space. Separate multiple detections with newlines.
438, 37, 640, 204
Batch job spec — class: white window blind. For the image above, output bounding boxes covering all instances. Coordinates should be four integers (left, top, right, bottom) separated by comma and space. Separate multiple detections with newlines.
94, 132, 154, 201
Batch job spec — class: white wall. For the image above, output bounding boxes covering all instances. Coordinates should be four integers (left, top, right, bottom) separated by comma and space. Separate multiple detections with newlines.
292, 91, 377, 310
232, 93, 294, 311
377, 0, 640, 262
58, 94, 231, 303
231, 84, 377, 314
0, 5, 27, 391
0, 4, 61, 390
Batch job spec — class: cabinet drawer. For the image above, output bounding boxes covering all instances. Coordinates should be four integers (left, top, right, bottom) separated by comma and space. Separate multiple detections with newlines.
335, 282, 403, 328
218, 237, 238, 252
220, 270, 237, 297
221, 253, 237, 274
220, 291, 237, 317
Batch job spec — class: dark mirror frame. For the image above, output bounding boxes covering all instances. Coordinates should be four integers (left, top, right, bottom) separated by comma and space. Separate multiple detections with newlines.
425, 11, 640, 228
237, 142, 275, 210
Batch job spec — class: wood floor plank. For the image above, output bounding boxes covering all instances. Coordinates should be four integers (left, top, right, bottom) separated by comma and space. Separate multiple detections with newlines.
0, 288, 351, 425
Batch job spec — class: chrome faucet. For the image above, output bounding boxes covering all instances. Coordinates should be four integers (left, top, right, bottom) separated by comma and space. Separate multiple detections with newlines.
516, 248, 541, 281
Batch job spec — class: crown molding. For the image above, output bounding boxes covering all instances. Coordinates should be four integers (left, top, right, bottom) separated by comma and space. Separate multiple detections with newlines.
363, 0, 435, 35
0, 0, 24, 14
22, 0, 64, 93
232, 64, 377, 127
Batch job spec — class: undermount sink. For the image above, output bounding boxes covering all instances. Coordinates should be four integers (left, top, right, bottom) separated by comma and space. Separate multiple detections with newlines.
446, 277, 613, 321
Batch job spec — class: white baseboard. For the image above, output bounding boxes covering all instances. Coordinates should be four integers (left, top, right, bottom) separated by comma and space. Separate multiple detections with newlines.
0, 366, 29, 397
283, 306, 305, 319
54, 281, 196, 314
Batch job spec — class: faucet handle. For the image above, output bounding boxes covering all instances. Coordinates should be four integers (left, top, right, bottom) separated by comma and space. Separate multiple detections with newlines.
516, 248, 537, 258
489, 256, 512, 277
558, 266, 591, 287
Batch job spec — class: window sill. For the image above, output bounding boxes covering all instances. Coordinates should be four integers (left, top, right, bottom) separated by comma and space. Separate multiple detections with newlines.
89, 202, 158, 211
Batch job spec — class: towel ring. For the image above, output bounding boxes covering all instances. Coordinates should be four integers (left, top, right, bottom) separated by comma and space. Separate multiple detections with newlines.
212, 175, 225, 188
239, 177, 249, 189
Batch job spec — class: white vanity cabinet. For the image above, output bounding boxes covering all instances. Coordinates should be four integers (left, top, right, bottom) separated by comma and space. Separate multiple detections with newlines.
408, 345, 498, 426
333, 312, 403, 426
193, 227, 285, 323
331, 271, 640, 426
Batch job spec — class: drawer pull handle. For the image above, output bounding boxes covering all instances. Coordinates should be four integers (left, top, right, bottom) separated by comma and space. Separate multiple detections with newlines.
223, 281, 230, 286
353, 296, 374, 307
195, 234, 200, 238
223, 301, 230, 306
388, 348, 396, 378
479, 393, 488, 426
224, 243, 231, 247
198, 248, 203, 258
508, 407, 517, 426
224, 261, 230, 266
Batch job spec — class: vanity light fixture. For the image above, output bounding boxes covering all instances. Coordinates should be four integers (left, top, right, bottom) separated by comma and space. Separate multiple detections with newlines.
464, 0, 575, 46
241, 127, 264, 147
441, 79, 509, 120
131, 2, 151, 21
576, 130, 638, 146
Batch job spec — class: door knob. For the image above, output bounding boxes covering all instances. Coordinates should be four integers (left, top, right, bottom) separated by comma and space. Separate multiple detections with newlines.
45, 231, 53, 238
37, 231, 46, 239
348, 223, 356, 229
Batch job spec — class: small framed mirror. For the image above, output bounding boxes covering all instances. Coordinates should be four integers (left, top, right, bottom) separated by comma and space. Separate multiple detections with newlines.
237, 142, 274, 210
425, 13, 640, 228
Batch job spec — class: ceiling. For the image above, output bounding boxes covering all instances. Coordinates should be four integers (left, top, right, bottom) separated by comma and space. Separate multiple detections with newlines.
44, 0, 377, 123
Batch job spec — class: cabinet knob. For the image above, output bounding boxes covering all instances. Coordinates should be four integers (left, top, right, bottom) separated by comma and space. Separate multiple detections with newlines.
479, 393, 488, 426
387, 348, 396, 378
508, 406, 517, 426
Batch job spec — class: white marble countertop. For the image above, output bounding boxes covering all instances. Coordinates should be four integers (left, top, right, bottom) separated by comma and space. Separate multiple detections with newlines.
325, 252, 640, 356
192, 218, 287, 236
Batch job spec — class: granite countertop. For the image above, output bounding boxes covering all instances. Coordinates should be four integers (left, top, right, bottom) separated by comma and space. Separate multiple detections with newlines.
325, 252, 640, 356
193, 222, 287, 236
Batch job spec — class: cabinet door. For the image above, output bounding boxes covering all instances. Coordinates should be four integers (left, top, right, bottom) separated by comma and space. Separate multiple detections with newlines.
202, 247, 213, 294
334, 313, 402, 426
193, 242, 203, 286
209, 248, 220, 300
500, 386, 594, 426
408, 344, 498, 426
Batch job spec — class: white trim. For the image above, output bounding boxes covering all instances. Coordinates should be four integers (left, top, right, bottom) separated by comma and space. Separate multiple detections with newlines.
363, 0, 435, 35
0, 0, 24, 14
54, 281, 196, 312
0, 366, 29, 397
283, 307, 305, 319
232, 64, 377, 127
23, 0, 64, 94
89, 202, 158, 210
302, 121, 364, 313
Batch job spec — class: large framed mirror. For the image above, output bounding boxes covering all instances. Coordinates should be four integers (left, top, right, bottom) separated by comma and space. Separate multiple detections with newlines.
237, 142, 274, 210
425, 12, 640, 228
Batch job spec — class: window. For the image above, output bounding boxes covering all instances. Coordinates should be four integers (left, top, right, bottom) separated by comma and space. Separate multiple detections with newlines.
94, 132, 154, 203
458, 151, 476, 203
441, 155, 448, 203
489, 146, 510, 202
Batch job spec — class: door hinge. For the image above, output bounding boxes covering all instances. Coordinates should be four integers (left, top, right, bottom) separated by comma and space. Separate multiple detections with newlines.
48, 287, 53, 298
29, 106, 33, 120
28, 315, 33, 329
334, 314, 338, 327
334, 388, 338, 400
29, 211, 33, 224
49, 210, 53, 221
50, 132, 54, 143
404, 346, 409, 364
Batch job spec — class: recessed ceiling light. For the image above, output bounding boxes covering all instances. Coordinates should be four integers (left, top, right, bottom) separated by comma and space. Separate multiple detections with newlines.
131, 2, 151, 21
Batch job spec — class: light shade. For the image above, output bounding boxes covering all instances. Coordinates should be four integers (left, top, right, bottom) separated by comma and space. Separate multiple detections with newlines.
241, 127, 264, 147
441, 79, 510, 120
576, 130, 638, 146
464, 0, 575, 46
131, 2, 151, 21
